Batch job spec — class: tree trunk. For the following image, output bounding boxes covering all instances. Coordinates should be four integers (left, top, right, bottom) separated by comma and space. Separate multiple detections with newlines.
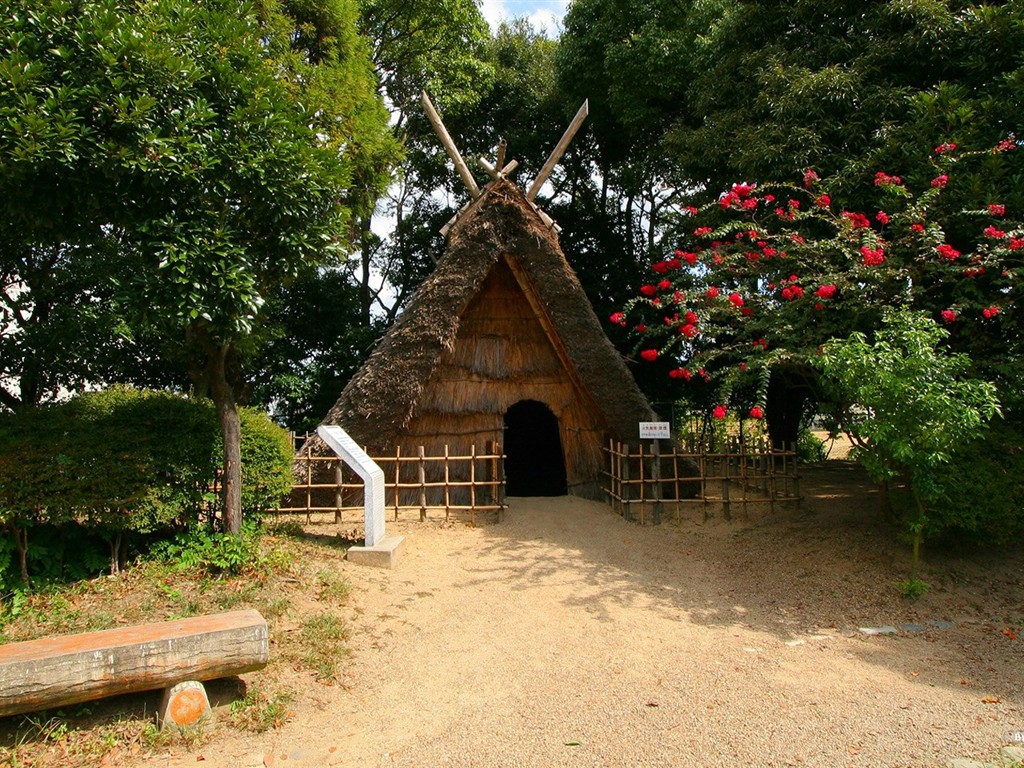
765, 368, 816, 451
188, 325, 243, 536
9, 523, 30, 588
209, 351, 243, 536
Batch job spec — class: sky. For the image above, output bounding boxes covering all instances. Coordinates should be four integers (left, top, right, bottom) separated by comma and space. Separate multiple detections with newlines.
478, 0, 568, 36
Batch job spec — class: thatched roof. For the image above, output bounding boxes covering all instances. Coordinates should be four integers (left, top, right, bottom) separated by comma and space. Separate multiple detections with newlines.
317, 178, 655, 452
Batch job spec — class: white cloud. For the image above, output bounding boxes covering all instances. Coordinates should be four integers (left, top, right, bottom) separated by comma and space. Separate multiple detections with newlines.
478, 0, 566, 37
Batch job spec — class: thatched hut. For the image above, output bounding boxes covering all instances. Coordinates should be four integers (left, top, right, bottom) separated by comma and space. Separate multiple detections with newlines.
309, 178, 656, 501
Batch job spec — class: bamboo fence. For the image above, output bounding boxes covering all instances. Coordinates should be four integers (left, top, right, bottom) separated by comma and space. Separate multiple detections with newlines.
603, 436, 800, 524
273, 437, 505, 526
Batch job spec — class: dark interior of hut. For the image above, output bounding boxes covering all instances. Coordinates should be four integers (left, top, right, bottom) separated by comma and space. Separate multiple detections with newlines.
503, 400, 568, 496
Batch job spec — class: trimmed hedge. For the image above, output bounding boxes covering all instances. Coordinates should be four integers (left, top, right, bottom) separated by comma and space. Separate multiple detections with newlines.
0, 387, 293, 589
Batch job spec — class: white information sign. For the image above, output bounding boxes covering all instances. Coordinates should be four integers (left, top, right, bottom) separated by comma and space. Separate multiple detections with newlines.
316, 425, 386, 547
638, 421, 671, 440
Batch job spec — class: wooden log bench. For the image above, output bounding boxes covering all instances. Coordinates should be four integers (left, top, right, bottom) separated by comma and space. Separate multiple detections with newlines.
0, 609, 268, 728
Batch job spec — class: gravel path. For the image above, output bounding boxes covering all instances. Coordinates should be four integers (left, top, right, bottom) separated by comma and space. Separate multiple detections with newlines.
145, 465, 1024, 768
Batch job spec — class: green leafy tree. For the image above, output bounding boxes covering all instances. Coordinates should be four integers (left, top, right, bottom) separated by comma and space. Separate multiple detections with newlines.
818, 309, 1000, 579
0, 0, 393, 533
616, 143, 1022, 447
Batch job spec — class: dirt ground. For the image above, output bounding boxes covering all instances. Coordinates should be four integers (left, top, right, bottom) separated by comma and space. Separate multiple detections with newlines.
132, 462, 1022, 767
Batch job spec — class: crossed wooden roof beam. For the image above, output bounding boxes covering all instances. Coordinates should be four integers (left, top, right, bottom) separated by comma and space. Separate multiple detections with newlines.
421, 90, 589, 234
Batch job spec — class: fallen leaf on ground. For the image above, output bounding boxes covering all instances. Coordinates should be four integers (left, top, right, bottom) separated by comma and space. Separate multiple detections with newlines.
982, 697, 1001, 704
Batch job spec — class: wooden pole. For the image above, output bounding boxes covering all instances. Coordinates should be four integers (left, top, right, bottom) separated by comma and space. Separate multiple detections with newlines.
334, 462, 344, 523
651, 441, 661, 525
421, 91, 480, 198
418, 446, 427, 522
722, 452, 732, 521
444, 444, 451, 521
394, 445, 401, 521
470, 444, 477, 527
305, 442, 313, 524
527, 100, 589, 201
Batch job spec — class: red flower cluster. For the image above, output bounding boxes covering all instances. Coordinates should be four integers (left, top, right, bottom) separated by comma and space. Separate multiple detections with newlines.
712, 405, 727, 420
814, 284, 837, 299
749, 406, 764, 419
936, 243, 960, 260
669, 368, 693, 380
676, 249, 699, 265
861, 246, 885, 266
984, 226, 1006, 239
988, 203, 1006, 216
931, 174, 949, 189
706, 286, 720, 298
941, 309, 957, 324
815, 194, 831, 208
910, 223, 925, 233
780, 283, 804, 300
728, 292, 744, 307
803, 169, 819, 187
609, 311, 626, 326
640, 349, 658, 362
842, 211, 871, 229
982, 306, 1000, 319
935, 142, 958, 154
694, 226, 713, 237
640, 284, 657, 296
874, 172, 903, 187
875, 210, 890, 225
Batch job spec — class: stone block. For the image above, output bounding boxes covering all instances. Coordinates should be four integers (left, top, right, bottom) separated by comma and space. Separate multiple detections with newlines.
346, 535, 405, 569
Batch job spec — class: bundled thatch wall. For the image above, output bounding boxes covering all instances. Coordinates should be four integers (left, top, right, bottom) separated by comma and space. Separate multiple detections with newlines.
303, 179, 656, 503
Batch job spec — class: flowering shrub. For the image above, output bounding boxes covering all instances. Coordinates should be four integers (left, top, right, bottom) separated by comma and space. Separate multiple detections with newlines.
613, 141, 1021, 430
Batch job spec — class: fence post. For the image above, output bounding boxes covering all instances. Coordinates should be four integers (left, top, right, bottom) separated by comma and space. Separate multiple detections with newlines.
394, 445, 401, 521
620, 442, 630, 520
722, 450, 732, 521
305, 442, 313, 524
792, 441, 801, 502
418, 446, 427, 522
470, 444, 477, 527
444, 444, 451, 522
651, 440, 661, 525
637, 442, 646, 525
334, 462, 344, 523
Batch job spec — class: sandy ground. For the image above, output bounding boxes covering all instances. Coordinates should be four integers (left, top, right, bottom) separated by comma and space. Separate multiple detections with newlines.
144, 463, 1023, 768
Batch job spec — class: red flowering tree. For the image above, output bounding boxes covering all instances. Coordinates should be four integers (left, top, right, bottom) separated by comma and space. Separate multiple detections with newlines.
614, 142, 1022, 448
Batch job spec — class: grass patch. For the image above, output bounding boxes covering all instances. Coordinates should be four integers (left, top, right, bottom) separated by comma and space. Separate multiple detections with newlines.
0, 523, 357, 766
297, 612, 351, 682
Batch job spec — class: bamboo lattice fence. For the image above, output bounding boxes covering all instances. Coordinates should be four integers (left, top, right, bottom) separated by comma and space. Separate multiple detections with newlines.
604, 437, 800, 524
273, 435, 505, 526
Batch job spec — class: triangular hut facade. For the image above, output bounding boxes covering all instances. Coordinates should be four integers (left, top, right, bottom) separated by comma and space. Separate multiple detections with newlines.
315, 178, 655, 501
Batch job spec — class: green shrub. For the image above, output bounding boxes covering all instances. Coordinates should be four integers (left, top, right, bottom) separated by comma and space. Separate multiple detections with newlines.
0, 387, 293, 588
929, 417, 1024, 545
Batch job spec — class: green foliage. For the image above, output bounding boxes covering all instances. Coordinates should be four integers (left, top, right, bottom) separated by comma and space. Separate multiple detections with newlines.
152, 521, 263, 576
898, 577, 930, 601
818, 308, 1000, 574
819, 309, 1000, 503
796, 429, 827, 463
0, 388, 293, 587
619, 145, 1021, 441
238, 407, 295, 518
929, 417, 1024, 545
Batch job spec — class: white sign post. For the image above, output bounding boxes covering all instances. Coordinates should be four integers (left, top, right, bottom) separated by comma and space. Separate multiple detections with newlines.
638, 421, 671, 440
316, 425, 404, 567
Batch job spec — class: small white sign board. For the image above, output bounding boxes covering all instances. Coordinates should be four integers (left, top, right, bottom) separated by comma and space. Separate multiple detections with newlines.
316, 425, 386, 547
639, 421, 671, 440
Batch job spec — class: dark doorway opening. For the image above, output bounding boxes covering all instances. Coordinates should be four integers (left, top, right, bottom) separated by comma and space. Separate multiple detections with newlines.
503, 400, 567, 496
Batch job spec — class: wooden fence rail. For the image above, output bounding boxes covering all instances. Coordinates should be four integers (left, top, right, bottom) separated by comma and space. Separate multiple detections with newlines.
273, 437, 505, 526
604, 437, 800, 524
